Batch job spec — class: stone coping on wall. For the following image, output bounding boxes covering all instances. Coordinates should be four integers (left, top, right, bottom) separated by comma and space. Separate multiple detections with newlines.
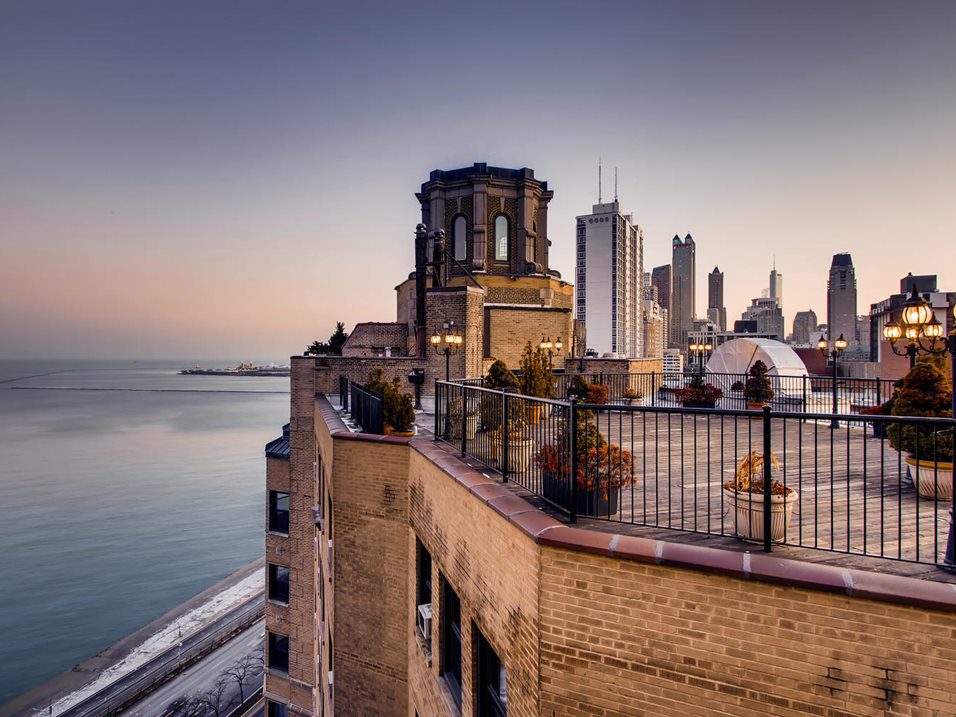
314, 396, 956, 613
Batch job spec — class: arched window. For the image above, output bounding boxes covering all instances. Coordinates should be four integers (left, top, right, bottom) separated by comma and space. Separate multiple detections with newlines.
453, 215, 467, 262
494, 215, 509, 262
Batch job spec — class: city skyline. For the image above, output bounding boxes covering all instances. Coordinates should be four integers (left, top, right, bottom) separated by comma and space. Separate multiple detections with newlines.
2, 1, 955, 359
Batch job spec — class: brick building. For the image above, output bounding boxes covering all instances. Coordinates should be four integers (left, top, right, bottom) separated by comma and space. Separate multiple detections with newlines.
264, 364, 956, 716
308, 164, 580, 396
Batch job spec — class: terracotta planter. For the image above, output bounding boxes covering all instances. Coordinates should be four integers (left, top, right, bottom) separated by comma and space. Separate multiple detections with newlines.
746, 402, 770, 411
905, 456, 954, 500
542, 472, 620, 517
723, 487, 798, 542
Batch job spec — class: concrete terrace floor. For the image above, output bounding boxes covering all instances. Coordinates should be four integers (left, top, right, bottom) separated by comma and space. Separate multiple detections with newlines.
332, 395, 956, 584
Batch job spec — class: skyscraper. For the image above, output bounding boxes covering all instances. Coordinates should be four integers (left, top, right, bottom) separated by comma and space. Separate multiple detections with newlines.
651, 264, 671, 312
575, 200, 643, 356
770, 267, 783, 313
792, 309, 818, 345
671, 234, 696, 347
707, 266, 726, 331
827, 253, 858, 346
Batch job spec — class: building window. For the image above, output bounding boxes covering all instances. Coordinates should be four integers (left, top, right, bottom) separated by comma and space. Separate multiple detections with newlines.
477, 629, 507, 717
417, 540, 432, 605
494, 215, 509, 262
453, 215, 467, 262
267, 701, 288, 717
441, 579, 462, 706
268, 563, 290, 604
268, 631, 289, 673
268, 491, 289, 535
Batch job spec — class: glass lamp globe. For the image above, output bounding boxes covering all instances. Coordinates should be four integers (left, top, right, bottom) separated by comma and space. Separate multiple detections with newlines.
923, 317, 944, 339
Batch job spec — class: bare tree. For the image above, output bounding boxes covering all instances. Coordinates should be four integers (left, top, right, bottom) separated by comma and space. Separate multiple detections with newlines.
224, 651, 263, 704
197, 675, 231, 717
167, 694, 208, 717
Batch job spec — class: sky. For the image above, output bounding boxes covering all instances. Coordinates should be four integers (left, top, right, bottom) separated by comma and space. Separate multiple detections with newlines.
1, 0, 954, 359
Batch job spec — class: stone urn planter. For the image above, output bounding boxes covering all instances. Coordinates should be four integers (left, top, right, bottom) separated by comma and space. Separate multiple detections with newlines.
492, 435, 534, 474
905, 456, 954, 500
450, 412, 478, 441
723, 487, 798, 542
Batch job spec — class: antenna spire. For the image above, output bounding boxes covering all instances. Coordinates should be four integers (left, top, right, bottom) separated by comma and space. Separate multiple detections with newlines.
598, 154, 602, 203
614, 167, 618, 202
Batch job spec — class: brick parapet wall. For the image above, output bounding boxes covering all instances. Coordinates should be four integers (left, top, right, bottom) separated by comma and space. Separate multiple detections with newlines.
309, 394, 956, 716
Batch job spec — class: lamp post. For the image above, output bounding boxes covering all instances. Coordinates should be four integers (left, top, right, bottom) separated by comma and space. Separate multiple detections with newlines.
881, 291, 956, 572
431, 321, 463, 381
689, 339, 713, 374
539, 336, 563, 369
818, 333, 848, 428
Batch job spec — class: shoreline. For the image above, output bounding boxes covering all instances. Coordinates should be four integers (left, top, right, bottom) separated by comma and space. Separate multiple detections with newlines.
0, 557, 264, 717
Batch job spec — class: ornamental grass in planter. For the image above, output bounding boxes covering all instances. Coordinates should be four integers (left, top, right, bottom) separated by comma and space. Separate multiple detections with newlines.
723, 450, 797, 542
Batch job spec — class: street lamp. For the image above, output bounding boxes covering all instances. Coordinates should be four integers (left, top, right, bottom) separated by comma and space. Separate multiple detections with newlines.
819, 333, 848, 427
689, 339, 713, 373
882, 285, 947, 369
431, 322, 463, 381
539, 336, 563, 369
880, 291, 956, 573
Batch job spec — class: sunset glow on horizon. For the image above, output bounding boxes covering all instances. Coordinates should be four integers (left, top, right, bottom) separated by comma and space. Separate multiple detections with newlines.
2, 0, 954, 359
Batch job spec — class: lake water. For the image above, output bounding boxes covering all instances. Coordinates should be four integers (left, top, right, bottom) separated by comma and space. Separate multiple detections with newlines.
0, 360, 289, 704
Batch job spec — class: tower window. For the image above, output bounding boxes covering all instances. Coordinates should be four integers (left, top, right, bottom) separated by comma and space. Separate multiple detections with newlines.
494, 215, 509, 262
453, 215, 467, 262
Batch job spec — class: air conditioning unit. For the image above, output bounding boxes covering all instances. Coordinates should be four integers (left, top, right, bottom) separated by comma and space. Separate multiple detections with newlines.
417, 603, 433, 641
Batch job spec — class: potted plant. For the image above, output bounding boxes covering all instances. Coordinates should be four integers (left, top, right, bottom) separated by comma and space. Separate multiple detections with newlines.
676, 373, 723, 408
448, 396, 478, 440
744, 360, 774, 410
536, 423, 634, 517
887, 357, 954, 500
858, 399, 894, 439
480, 361, 519, 457
518, 342, 555, 422
623, 386, 642, 405
535, 395, 634, 516
489, 412, 534, 473
723, 450, 798, 542
730, 380, 745, 393
382, 377, 416, 437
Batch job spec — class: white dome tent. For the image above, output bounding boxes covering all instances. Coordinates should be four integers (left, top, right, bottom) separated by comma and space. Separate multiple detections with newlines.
705, 338, 809, 400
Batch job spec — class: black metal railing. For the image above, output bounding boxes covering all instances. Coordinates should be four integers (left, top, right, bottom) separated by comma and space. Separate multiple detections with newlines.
339, 374, 350, 412
558, 371, 897, 413
436, 379, 955, 566
350, 382, 384, 434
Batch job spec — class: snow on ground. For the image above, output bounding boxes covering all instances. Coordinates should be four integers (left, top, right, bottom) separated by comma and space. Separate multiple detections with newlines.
45, 571, 263, 716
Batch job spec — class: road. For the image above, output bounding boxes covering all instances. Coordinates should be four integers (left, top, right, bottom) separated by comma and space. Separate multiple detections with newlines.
120, 620, 263, 717
58, 595, 263, 717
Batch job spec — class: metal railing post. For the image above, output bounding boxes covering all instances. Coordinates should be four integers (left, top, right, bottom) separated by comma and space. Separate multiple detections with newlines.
651, 371, 656, 407
501, 393, 510, 483
460, 386, 467, 458
763, 405, 773, 553
434, 380, 440, 441
569, 398, 578, 523
802, 374, 807, 415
